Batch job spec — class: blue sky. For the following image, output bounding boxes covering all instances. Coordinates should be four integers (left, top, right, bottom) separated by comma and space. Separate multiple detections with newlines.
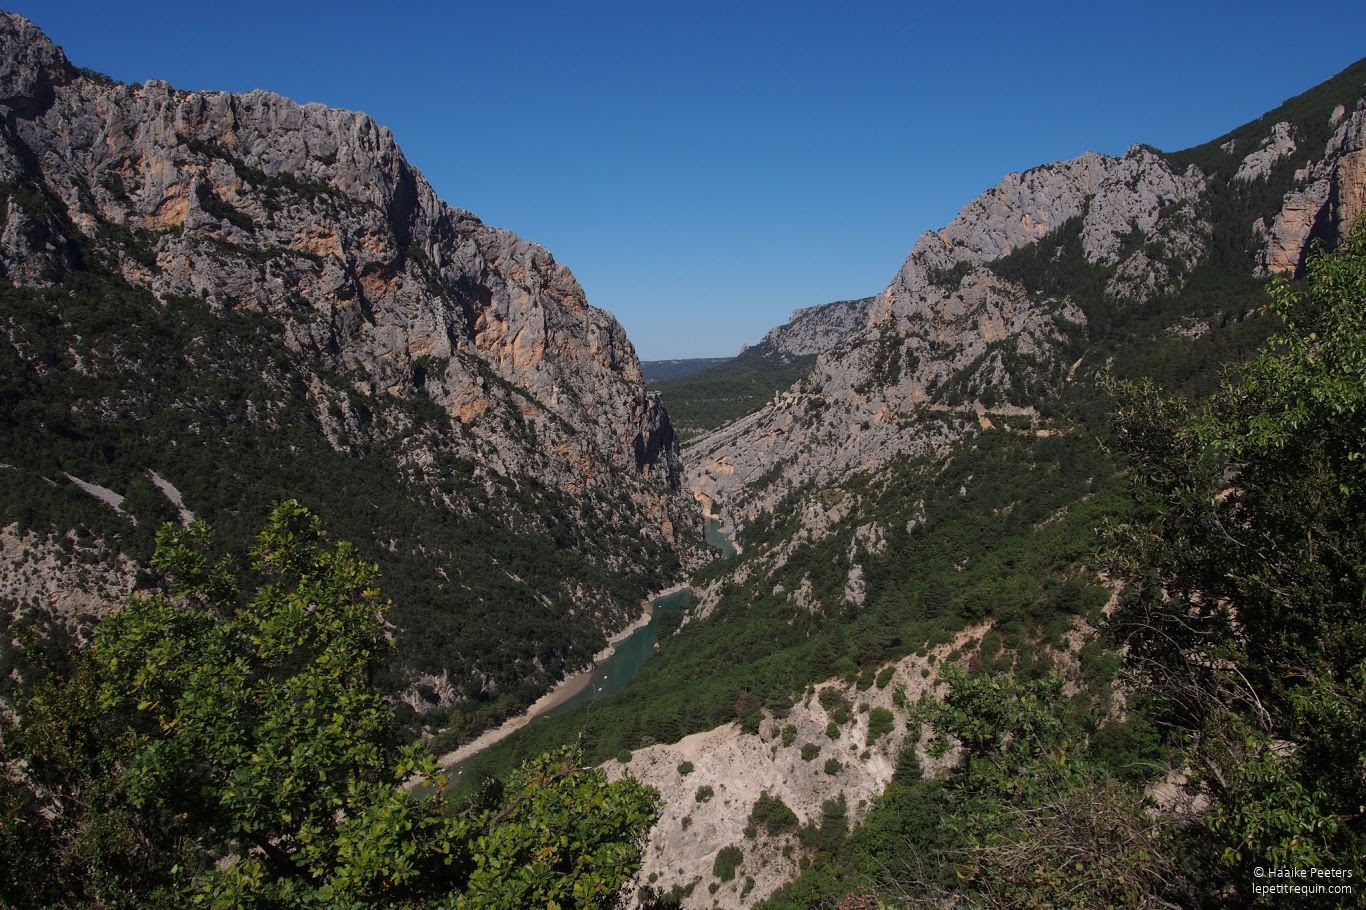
13, 2, 1366, 358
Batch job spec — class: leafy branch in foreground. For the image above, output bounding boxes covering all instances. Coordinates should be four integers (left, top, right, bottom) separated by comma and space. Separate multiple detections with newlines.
1106, 221, 1366, 893
0, 501, 658, 908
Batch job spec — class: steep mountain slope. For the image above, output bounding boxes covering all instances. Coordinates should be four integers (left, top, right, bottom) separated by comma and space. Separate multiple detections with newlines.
687, 64, 1366, 528
0, 13, 697, 741
754, 296, 876, 358
457, 60, 1366, 908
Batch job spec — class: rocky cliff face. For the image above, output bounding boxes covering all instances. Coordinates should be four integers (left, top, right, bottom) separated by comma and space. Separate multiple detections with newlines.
688, 145, 1210, 522
1254, 99, 1366, 275
0, 13, 695, 730
0, 13, 678, 497
754, 296, 875, 358
611, 626, 985, 910
637, 61, 1366, 909
688, 70, 1366, 528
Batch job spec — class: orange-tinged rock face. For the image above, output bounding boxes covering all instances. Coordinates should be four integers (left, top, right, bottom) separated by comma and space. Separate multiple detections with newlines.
455, 395, 489, 424
295, 224, 343, 259
2, 10, 688, 563
358, 267, 398, 304
146, 189, 189, 230
360, 231, 390, 255
1336, 150, 1366, 229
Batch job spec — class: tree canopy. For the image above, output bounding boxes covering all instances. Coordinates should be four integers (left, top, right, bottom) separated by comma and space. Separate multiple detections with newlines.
1106, 223, 1366, 890
1, 501, 659, 908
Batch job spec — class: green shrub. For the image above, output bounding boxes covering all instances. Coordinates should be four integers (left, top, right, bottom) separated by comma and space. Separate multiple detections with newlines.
867, 707, 895, 744
677, 760, 694, 776
748, 791, 799, 835
875, 666, 896, 689
781, 724, 797, 747
713, 845, 743, 882
800, 743, 821, 761
823, 758, 842, 776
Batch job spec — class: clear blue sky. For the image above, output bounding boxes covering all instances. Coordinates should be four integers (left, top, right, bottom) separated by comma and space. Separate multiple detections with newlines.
12, 2, 1366, 358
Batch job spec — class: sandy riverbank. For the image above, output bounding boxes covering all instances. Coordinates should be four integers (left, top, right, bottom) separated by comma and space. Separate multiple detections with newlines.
428, 583, 689, 772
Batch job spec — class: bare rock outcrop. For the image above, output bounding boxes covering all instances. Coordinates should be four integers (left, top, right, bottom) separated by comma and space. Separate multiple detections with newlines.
685, 145, 1209, 528
1257, 99, 1366, 276
609, 626, 987, 910
1233, 121, 1297, 183
0, 12, 681, 505
757, 296, 876, 357
1, 523, 137, 622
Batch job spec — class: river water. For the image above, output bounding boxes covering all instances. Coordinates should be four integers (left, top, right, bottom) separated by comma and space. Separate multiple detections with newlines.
438, 521, 735, 780
555, 520, 735, 712
542, 586, 693, 717
705, 516, 738, 557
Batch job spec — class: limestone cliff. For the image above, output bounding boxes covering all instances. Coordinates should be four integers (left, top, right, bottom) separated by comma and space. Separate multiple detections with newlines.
754, 296, 876, 358
688, 63, 1366, 530
1255, 99, 1366, 275
0, 12, 679, 497
689, 145, 1209, 523
610, 627, 985, 910
0, 13, 695, 731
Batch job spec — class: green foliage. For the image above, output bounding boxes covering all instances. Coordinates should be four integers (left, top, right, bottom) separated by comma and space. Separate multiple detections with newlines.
1106, 224, 1366, 888
1089, 715, 1164, 783
748, 791, 799, 836
677, 761, 694, 776
461, 426, 1133, 782
874, 666, 895, 689
450, 750, 659, 910
712, 846, 743, 882
780, 724, 797, 747
865, 707, 894, 745
0, 505, 659, 908
800, 743, 821, 762
0, 268, 678, 745
823, 758, 842, 776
